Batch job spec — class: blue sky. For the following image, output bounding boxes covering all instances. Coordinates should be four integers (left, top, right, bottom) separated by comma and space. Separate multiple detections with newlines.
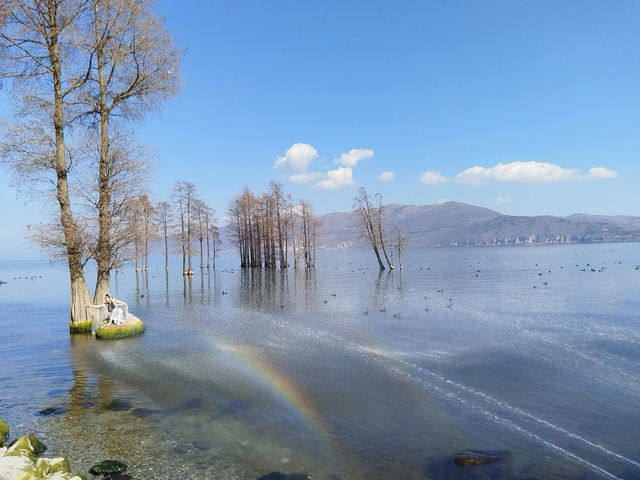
1, 0, 639, 258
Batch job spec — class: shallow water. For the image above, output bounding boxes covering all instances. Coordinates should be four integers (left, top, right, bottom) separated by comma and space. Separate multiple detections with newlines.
1, 245, 640, 479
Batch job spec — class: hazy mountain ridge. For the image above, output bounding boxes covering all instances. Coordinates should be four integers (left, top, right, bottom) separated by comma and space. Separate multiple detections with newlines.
316, 202, 640, 249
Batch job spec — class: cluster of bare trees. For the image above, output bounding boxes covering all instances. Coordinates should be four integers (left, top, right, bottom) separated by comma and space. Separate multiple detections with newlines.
172, 180, 220, 276
228, 182, 317, 269
0, 0, 181, 326
354, 187, 407, 270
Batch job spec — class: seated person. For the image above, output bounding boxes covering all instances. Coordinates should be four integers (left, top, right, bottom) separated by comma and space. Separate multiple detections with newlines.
104, 293, 129, 325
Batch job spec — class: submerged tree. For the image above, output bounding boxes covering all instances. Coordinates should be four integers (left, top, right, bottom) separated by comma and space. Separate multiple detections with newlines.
354, 187, 385, 270
228, 183, 315, 268
0, 0, 94, 326
393, 228, 407, 270
84, 0, 181, 302
155, 200, 172, 271
0, 0, 181, 328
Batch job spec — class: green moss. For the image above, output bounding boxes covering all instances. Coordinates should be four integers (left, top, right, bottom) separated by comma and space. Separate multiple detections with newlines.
6, 435, 35, 461
36, 457, 70, 476
69, 319, 93, 334
0, 417, 8, 447
95, 318, 145, 340
26, 434, 47, 455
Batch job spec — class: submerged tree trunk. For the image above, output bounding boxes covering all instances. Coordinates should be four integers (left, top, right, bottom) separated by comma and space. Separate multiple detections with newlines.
48, 1, 92, 325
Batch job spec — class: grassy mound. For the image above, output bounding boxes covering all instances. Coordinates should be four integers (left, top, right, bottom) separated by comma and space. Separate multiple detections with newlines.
69, 319, 94, 334
96, 315, 145, 339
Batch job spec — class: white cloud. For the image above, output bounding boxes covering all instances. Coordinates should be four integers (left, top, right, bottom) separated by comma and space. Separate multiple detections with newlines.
584, 166, 618, 180
335, 148, 374, 167
377, 171, 395, 182
274, 143, 318, 173
419, 161, 619, 186
315, 166, 354, 190
454, 161, 579, 185
437, 198, 448, 204
419, 171, 448, 185
496, 194, 513, 204
288, 172, 325, 184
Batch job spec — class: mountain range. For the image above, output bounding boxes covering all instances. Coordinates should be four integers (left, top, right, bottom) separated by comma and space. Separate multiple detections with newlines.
315, 202, 640, 249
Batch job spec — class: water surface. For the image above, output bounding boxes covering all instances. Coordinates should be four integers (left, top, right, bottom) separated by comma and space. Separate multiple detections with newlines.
1, 245, 639, 479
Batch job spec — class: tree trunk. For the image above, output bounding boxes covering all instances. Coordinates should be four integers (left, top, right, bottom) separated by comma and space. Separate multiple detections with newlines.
164, 223, 169, 271
48, 1, 92, 325
93, 1, 112, 302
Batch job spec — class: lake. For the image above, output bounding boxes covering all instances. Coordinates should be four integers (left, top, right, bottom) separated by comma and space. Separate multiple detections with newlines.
1, 244, 639, 479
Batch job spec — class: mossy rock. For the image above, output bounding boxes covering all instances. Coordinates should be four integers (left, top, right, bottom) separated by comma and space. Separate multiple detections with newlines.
69, 319, 94, 334
95, 315, 145, 340
26, 434, 47, 455
36, 457, 70, 476
0, 417, 8, 447
89, 459, 127, 475
6, 435, 36, 461
0, 455, 38, 479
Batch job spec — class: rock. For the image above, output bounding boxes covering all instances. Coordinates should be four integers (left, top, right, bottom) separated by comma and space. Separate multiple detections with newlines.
102, 473, 133, 480
89, 459, 127, 475
95, 315, 145, 339
0, 417, 8, 447
26, 434, 47, 455
130, 408, 158, 418
0, 454, 38, 478
36, 457, 70, 476
105, 399, 132, 412
256, 473, 311, 480
192, 441, 210, 451
6, 435, 37, 461
452, 449, 510, 466
173, 445, 189, 454
37, 407, 66, 417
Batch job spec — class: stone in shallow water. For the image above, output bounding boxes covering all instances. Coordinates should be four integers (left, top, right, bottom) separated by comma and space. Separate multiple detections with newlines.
192, 440, 211, 451
452, 449, 510, 467
106, 399, 132, 411
131, 407, 159, 418
89, 459, 128, 475
103, 473, 134, 480
37, 407, 66, 416
256, 473, 311, 480
173, 445, 189, 454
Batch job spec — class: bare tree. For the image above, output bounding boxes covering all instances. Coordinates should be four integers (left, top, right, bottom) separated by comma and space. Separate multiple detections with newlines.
173, 180, 196, 275
210, 224, 221, 269
84, 0, 181, 302
354, 187, 385, 270
138, 194, 156, 271
0, 0, 94, 327
375, 193, 394, 270
155, 200, 171, 271
393, 228, 407, 270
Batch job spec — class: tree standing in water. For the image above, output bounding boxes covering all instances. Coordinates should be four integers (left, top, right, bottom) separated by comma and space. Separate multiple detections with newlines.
156, 201, 172, 271
354, 187, 385, 270
1, 0, 94, 327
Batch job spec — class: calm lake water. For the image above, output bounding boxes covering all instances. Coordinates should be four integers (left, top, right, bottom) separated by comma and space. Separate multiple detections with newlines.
1, 244, 640, 480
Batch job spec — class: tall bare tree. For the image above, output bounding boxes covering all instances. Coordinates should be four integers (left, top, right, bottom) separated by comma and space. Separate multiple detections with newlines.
85, 0, 181, 302
393, 228, 407, 270
0, 0, 94, 327
354, 187, 385, 270
375, 193, 394, 270
155, 200, 171, 271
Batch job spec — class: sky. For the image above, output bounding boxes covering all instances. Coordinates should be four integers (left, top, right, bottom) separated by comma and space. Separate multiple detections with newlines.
1, 0, 639, 259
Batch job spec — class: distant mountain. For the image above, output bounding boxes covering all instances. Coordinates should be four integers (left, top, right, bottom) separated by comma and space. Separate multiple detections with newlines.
315, 202, 640, 249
